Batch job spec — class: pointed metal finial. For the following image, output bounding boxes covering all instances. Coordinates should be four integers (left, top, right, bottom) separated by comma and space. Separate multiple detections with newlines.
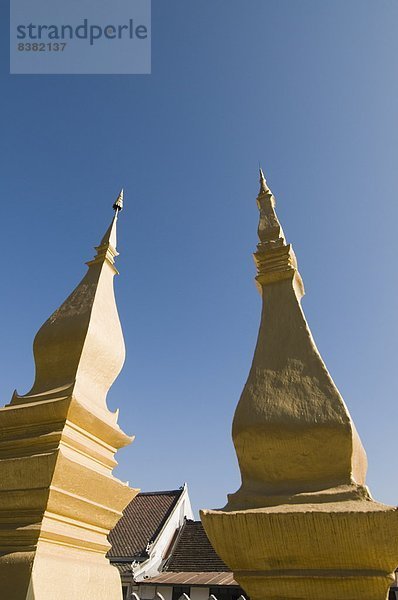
93, 190, 123, 263
259, 166, 271, 195
113, 188, 124, 213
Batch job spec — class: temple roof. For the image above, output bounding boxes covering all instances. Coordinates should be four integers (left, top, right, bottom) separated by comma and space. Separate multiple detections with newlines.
107, 489, 184, 560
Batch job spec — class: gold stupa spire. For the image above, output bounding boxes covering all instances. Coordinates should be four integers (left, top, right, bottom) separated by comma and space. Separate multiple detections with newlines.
15, 190, 127, 412
0, 189, 137, 600
230, 170, 367, 506
201, 170, 398, 600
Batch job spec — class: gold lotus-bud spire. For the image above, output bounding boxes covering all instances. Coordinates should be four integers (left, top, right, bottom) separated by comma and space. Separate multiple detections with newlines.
18, 190, 127, 406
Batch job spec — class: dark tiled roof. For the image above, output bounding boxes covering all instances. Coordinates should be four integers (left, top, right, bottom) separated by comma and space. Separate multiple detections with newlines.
165, 520, 229, 572
108, 489, 183, 560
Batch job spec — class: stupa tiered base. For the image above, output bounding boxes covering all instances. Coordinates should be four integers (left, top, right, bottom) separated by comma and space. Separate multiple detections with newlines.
0, 544, 125, 600
202, 499, 398, 600
0, 389, 136, 600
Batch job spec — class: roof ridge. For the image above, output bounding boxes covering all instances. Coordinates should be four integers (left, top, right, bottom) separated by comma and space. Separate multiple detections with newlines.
163, 518, 189, 572
148, 491, 184, 544
138, 489, 183, 497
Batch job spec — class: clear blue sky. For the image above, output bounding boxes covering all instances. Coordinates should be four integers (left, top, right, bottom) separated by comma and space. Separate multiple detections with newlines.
1, 1, 398, 517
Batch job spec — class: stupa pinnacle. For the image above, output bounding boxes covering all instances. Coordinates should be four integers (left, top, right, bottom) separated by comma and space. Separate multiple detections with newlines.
256, 167, 285, 248
201, 169, 398, 600
113, 188, 124, 212
0, 191, 137, 600
258, 166, 271, 195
